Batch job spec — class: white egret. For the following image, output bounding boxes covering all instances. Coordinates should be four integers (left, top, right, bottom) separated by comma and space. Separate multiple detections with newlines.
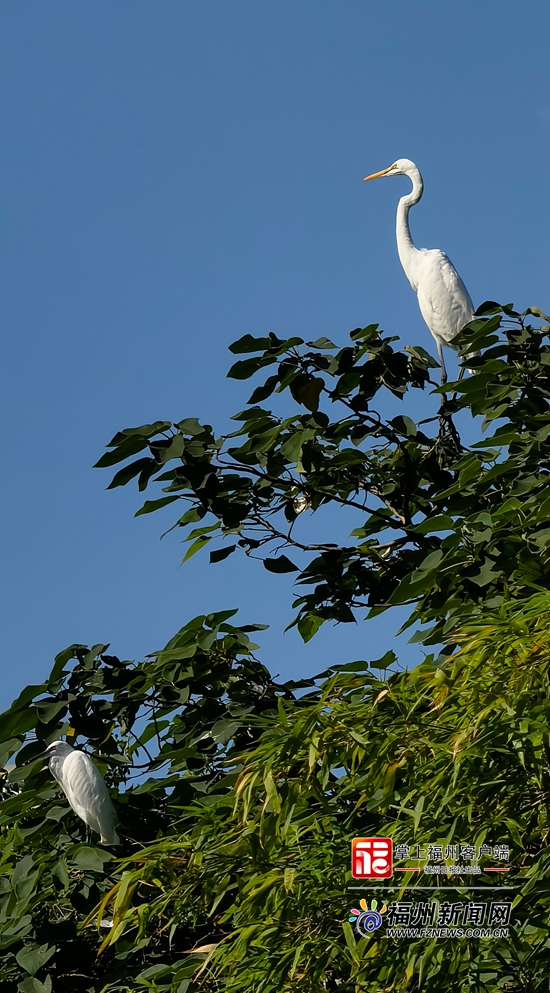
363, 158, 475, 384
45, 740, 119, 845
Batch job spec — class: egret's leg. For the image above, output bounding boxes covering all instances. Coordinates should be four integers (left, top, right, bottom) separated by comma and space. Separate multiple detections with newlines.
450, 365, 466, 402
437, 339, 447, 386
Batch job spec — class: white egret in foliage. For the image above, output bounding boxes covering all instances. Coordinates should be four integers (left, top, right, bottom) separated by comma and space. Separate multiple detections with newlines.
45, 740, 119, 845
363, 159, 475, 384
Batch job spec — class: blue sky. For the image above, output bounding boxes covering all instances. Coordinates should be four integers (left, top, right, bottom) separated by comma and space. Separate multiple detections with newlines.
1, 2, 549, 708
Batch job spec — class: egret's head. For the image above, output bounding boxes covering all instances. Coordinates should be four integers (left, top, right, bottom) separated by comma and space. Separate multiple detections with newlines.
44, 740, 74, 758
363, 158, 418, 181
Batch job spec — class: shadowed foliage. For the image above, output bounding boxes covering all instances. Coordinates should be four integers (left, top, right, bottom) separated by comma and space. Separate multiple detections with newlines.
95, 303, 550, 646
2, 303, 550, 991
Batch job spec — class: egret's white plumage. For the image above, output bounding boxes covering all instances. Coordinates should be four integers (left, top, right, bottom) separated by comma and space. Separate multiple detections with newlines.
364, 158, 475, 383
45, 740, 119, 845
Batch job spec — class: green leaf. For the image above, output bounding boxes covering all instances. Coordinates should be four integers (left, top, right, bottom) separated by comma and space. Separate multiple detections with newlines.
0, 737, 23, 768
94, 435, 150, 469
475, 300, 502, 315
211, 718, 241, 745
416, 549, 443, 574
51, 858, 70, 887
107, 457, 155, 489
349, 323, 379, 340
175, 507, 204, 526
387, 570, 435, 606
413, 795, 425, 832
45, 805, 69, 822
296, 378, 324, 412
391, 414, 417, 436
227, 356, 276, 380
326, 659, 369, 673
12, 855, 36, 894
229, 334, 272, 354
17, 978, 52, 993
342, 922, 360, 963
369, 650, 396, 670
248, 375, 279, 404
68, 844, 114, 873
109, 421, 171, 444
458, 456, 482, 487
182, 535, 212, 562
5, 683, 46, 713
210, 545, 237, 563
160, 434, 185, 461
135, 495, 180, 517
0, 706, 38, 740
263, 555, 299, 574
281, 430, 314, 462
468, 558, 501, 587
186, 523, 220, 540
50, 646, 79, 681
404, 343, 440, 367
297, 613, 324, 642
413, 515, 455, 534
283, 866, 296, 891
308, 337, 336, 349
16, 943, 55, 977
528, 305, 550, 321
137, 963, 172, 980
176, 417, 207, 436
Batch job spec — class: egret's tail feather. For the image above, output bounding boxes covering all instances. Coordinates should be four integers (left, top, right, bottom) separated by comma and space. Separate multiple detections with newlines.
101, 826, 120, 845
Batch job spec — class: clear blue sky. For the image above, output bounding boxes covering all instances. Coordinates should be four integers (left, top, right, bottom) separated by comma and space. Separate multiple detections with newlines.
1, 2, 549, 708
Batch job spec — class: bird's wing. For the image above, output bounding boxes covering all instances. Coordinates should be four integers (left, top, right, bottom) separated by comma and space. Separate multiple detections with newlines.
63, 751, 117, 834
436, 252, 473, 311
416, 251, 474, 343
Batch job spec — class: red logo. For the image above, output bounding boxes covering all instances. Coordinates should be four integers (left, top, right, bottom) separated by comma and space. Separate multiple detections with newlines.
352, 837, 393, 878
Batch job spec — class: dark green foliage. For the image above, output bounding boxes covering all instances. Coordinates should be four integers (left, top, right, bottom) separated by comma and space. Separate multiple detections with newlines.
4, 597, 550, 991
95, 305, 550, 645
3, 303, 550, 991
93, 594, 550, 993
0, 615, 307, 992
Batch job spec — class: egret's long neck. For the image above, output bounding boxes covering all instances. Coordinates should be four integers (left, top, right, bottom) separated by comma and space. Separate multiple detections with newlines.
396, 167, 423, 290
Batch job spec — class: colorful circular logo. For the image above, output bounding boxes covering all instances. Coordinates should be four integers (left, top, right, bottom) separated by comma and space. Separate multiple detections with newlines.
349, 898, 386, 936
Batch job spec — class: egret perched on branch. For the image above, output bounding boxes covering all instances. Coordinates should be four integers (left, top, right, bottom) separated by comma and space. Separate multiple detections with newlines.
363, 158, 475, 384
45, 740, 119, 845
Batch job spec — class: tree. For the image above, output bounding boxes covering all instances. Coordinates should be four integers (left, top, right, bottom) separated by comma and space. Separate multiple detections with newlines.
94, 592, 550, 993
1, 303, 550, 992
94, 302, 550, 645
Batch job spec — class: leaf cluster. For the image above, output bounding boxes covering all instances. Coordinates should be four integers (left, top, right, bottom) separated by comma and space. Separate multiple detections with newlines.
0, 613, 311, 992
7, 594, 549, 992
3, 303, 550, 991
96, 305, 550, 644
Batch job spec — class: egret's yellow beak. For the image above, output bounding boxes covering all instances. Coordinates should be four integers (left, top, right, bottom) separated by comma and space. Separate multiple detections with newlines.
363, 167, 393, 181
